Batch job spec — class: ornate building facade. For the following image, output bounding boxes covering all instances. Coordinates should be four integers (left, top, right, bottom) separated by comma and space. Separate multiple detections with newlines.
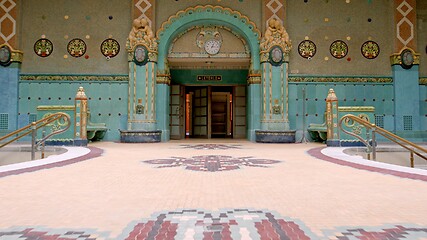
0, 0, 426, 142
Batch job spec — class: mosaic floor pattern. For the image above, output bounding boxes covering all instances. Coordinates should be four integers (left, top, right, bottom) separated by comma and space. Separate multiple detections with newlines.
1, 209, 427, 239
143, 155, 280, 172
180, 144, 242, 150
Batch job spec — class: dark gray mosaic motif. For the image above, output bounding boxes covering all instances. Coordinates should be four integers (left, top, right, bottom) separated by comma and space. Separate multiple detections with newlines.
143, 155, 280, 172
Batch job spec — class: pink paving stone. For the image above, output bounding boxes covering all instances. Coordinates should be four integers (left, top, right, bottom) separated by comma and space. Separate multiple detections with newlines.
203, 232, 214, 240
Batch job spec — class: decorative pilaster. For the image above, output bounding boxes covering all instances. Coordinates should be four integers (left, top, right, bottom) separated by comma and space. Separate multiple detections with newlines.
121, 17, 160, 143
74, 87, 88, 145
326, 89, 339, 147
255, 19, 295, 143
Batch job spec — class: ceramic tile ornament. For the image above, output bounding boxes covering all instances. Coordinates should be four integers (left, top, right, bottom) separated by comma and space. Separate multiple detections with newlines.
361, 40, 380, 59
298, 40, 316, 59
100, 38, 120, 58
330, 40, 348, 59
34, 38, 53, 57
67, 38, 86, 58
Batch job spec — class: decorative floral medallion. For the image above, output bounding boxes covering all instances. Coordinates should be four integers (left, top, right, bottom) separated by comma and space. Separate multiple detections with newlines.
361, 40, 380, 59
100, 38, 120, 58
298, 40, 316, 59
67, 38, 86, 58
34, 38, 53, 57
330, 40, 348, 59
180, 144, 241, 150
143, 155, 280, 172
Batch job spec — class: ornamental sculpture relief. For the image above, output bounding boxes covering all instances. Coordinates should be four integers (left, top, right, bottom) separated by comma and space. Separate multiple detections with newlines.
260, 18, 292, 63
127, 18, 158, 62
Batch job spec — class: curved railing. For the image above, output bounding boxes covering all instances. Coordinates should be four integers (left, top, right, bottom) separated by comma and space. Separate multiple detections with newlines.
339, 114, 427, 167
0, 112, 71, 160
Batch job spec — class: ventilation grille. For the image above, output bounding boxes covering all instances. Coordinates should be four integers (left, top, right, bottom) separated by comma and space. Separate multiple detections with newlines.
375, 115, 384, 128
29, 114, 37, 124
403, 115, 413, 131
0, 113, 9, 130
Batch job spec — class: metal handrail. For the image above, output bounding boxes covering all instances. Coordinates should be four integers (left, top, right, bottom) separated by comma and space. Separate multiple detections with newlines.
0, 112, 71, 160
339, 114, 427, 167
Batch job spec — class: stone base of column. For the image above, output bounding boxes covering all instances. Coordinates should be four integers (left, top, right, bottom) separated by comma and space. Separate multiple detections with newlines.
120, 130, 161, 143
255, 130, 296, 143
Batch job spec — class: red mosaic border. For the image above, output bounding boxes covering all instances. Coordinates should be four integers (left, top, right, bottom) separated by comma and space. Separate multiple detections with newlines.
0, 146, 103, 178
308, 147, 427, 182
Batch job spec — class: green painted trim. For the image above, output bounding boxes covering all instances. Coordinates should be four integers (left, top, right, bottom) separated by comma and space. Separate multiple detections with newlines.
289, 76, 393, 83
20, 74, 129, 82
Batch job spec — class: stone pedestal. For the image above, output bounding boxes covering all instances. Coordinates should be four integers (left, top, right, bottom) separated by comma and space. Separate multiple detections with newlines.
120, 130, 161, 143
255, 130, 296, 143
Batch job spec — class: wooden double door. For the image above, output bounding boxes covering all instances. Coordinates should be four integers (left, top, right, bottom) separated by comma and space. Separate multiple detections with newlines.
170, 85, 246, 139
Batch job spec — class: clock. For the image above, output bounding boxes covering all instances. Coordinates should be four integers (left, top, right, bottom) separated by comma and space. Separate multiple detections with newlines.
269, 46, 283, 66
0, 45, 11, 66
134, 45, 148, 65
204, 39, 221, 55
400, 49, 414, 69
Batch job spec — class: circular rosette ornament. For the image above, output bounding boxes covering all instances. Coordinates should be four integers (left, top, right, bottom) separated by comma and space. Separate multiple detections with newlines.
34, 38, 53, 57
361, 41, 380, 59
298, 40, 316, 59
330, 40, 348, 59
100, 38, 120, 58
67, 38, 86, 58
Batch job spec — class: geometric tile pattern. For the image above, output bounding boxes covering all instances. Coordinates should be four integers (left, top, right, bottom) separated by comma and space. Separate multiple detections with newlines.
328, 226, 427, 240
2, 211, 427, 239
180, 144, 242, 150
125, 209, 312, 240
396, 0, 414, 47
143, 155, 280, 172
0, 0, 16, 45
264, 0, 285, 29
0, 228, 99, 240
134, 0, 153, 28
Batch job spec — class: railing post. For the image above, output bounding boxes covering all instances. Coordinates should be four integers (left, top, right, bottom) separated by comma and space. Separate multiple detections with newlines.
31, 122, 36, 160
410, 150, 414, 168
41, 130, 46, 159
372, 129, 376, 161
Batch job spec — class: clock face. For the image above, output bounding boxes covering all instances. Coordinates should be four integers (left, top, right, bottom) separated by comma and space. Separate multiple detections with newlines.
0, 46, 11, 66
134, 45, 148, 65
401, 49, 414, 69
204, 39, 221, 55
270, 46, 283, 65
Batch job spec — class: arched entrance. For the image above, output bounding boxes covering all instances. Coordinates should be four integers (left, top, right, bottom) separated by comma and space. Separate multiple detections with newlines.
156, 5, 262, 141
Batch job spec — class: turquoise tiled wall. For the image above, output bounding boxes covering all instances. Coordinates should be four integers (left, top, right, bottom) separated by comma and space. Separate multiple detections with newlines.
18, 77, 128, 141
288, 82, 395, 132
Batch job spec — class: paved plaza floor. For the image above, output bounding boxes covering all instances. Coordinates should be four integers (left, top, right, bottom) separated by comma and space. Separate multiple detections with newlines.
0, 140, 426, 239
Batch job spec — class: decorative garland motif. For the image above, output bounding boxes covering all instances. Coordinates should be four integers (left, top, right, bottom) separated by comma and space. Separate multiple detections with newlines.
67, 38, 86, 58
330, 40, 348, 59
34, 38, 53, 57
20, 75, 128, 82
289, 76, 393, 83
361, 40, 380, 59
